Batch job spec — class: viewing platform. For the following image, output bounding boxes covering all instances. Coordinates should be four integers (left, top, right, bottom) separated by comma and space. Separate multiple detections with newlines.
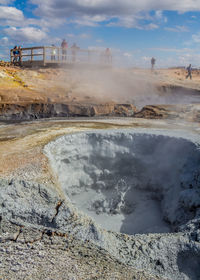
10, 46, 112, 68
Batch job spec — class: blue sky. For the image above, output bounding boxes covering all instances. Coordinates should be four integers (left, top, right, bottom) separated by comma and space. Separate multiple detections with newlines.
1, 0, 200, 67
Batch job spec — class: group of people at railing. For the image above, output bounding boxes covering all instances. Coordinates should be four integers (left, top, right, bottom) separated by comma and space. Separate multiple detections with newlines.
11, 39, 113, 65
51, 40, 80, 62
51, 39, 112, 64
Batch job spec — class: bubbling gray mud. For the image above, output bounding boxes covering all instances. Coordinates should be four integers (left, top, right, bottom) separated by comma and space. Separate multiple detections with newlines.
45, 130, 200, 235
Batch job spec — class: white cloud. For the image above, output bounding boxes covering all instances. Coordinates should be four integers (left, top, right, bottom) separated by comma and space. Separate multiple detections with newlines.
96, 39, 103, 43
66, 33, 76, 38
142, 56, 151, 62
123, 52, 132, 58
61, 33, 91, 41
107, 15, 159, 29
4, 27, 47, 43
178, 53, 200, 66
88, 46, 106, 52
151, 47, 193, 53
31, 0, 200, 18
107, 15, 140, 28
192, 33, 200, 43
155, 10, 162, 19
80, 33, 91, 39
154, 10, 168, 23
71, 17, 100, 27
0, 5, 65, 31
0, 0, 13, 4
0, 6, 51, 49
70, 14, 109, 27
164, 25, 189, 32
29, 0, 200, 29
0, 6, 24, 22
0, 36, 9, 45
144, 23, 159, 30
26, 17, 66, 31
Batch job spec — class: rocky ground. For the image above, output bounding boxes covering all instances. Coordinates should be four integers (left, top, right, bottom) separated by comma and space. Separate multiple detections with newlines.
1, 64, 200, 121
0, 65, 200, 279
1, 179, 164, 280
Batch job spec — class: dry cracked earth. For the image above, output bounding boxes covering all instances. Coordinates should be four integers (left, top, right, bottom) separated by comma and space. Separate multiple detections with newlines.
0, 64, 200, 280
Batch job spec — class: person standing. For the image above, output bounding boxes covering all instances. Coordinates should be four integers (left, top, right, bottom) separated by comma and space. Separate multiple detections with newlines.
151, 57, 156, 70
51, 45, 56, 61
61, 39, 68, 61
13, 46, 19, 64
186, 64, 192, 80
71, 43, 79, 63
105, 48, 112, 65
18, 46, 22, 65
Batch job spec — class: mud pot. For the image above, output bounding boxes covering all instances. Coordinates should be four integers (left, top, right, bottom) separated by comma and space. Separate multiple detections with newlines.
45, 129, 200, 235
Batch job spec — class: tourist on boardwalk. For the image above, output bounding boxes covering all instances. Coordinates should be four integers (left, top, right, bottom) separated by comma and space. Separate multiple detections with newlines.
151, 57, 156, 70
186, 64, 192, 80
61, 39, 68, 61
51, 45, 56, 61
13, 46, 19, 64
71, 43, 79, 63
104, 48, 112, 64
18, 46, 22, 65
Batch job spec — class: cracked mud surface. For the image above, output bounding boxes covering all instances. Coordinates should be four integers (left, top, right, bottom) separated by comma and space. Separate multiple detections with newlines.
0, 177, 200, 280
0, 179, 164, 280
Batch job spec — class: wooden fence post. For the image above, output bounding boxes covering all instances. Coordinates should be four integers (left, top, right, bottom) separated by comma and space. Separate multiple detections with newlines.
43, 47, 46, 66
58, 47, 60, 61
10, 49, 13, 63
31, 49, 33, 62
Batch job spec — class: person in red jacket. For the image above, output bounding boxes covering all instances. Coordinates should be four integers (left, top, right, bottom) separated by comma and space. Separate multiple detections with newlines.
61, 39, 68, 61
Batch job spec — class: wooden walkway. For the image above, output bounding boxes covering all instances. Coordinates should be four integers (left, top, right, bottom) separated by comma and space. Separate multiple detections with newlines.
10, 46, 111, 67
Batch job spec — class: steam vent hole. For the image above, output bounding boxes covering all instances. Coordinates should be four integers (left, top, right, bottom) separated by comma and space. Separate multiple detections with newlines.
46, 131, 200, 235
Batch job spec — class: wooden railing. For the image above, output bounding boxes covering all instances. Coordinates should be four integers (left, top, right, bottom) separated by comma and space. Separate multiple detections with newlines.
10, 46, 111, 67
10, 46, 44, 65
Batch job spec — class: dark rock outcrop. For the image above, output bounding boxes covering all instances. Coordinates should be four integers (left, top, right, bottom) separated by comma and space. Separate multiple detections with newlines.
135, 104, 200, 121
0, 103, 137, 121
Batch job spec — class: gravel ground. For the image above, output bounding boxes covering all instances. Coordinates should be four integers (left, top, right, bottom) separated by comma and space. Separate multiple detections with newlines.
0, 227, 162, 280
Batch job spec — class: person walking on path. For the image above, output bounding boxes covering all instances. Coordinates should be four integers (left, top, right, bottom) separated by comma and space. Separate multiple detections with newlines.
186, 64, 192, 80
61, 39, 68, 61
151, 57, 156, 71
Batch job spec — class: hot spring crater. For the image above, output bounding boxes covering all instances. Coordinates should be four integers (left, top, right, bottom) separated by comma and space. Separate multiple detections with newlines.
45, 129, 200, 236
